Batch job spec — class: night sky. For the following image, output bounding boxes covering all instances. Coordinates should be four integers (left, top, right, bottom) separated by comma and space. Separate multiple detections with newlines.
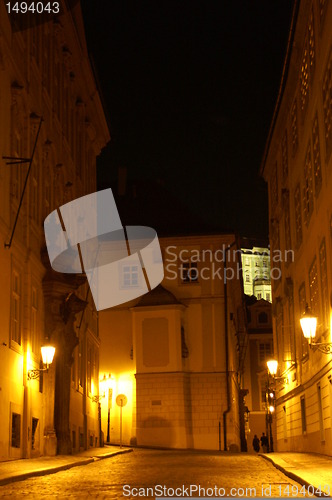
80, 1, 294, 239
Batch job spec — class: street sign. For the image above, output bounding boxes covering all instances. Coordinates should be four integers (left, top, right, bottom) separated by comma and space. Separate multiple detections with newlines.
116, 394, 127, 448
116, 394, 127, 407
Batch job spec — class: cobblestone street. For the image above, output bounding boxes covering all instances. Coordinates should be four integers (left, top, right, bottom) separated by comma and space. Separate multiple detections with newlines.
0, 449, 310, 499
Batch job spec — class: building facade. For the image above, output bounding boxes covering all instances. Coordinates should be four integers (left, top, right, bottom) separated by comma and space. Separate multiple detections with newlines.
261, 0, 332, 454
0, 2, 109, 459
99, 234, 247, 451
241, 247, 272, 302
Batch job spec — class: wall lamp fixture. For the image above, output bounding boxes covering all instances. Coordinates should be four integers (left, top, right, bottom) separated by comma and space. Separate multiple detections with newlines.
300, 305, 332, 354
266, 359, 289, 383
92, 393, 105, 403
28, 344, 55, 380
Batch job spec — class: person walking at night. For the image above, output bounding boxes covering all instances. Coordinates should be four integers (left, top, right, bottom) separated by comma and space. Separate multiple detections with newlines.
252, 434, 260, 452
260, 432, 268, 453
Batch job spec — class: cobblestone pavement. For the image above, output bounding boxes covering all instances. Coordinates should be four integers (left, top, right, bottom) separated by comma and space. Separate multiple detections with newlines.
0, 449, 310, 499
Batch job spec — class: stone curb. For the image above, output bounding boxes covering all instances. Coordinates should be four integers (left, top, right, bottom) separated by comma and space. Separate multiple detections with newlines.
259, 454, 314, 491
0, 448, 133, 486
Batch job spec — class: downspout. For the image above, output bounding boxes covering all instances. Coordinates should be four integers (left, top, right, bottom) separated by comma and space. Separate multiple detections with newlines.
223, 240, 237, 451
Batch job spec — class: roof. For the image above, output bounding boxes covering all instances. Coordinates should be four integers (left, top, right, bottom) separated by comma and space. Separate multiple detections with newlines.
135, 285, 183, 307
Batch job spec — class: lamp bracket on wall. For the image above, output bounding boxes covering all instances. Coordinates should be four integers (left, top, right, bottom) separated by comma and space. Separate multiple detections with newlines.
27, 367, 48, 380
309, 341, 332, 354
92, 394, 105, 403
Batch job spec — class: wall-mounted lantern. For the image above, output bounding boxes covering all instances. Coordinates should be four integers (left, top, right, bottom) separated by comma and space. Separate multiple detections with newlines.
28, 344, 55, 380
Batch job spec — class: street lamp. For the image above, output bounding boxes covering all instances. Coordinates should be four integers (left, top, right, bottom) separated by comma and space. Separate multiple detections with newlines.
28, 344, 55, 380
267, 359, 288, 383
300, 305, 332, 354
264, 373, 275, 453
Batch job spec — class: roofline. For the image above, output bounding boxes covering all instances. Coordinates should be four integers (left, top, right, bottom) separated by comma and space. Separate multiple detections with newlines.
259, 0, 300, 178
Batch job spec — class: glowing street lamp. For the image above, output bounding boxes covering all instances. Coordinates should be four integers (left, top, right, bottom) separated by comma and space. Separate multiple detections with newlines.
300, 305, 332, 354
267, 359, 278, 377
300, 305, 317, 341
28, 344, 55, 380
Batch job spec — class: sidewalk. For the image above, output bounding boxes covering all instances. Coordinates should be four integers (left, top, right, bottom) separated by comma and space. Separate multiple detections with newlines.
0, 445, 133, 486
261, 452, 332, 495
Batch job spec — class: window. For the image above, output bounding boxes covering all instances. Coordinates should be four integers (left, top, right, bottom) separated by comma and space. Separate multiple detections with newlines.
245, 274, 250, 283
122, 264, 140, 288
309, 257, 319, 319
308, 8, 315, 80
257, 293, 262, 300
259, 342, 272, 363
11, 269, 22, 346
319, 0, 328, 29
283, 406, 287, 440
266, 293, 271, 302
283, 189, 291, 252
300, 34, 309, 117
31, 287, 38, 355
72, 431, 76, 451
11, 413, 21, 448
181, 262, 198, 284
322, 49, 332, 159
300, 396, 306, 433
31, 418, 39, 450
303, 144, 314, 226
294, 184, 303, 247
312, 113, 322, 197
317, 384, 325, 441
291, 100, 298, 155
87, 341, 92, 394
258, 312, 268, 324
319, 238, 329, 329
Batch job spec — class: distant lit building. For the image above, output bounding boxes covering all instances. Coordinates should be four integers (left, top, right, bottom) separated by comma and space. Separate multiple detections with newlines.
0, 3, 109, 459
241, 247, 272, 302
99, 234, 247, 451
261, 0, 332, 454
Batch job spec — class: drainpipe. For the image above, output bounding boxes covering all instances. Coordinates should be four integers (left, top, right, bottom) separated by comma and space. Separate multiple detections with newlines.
223, 240, 237, 451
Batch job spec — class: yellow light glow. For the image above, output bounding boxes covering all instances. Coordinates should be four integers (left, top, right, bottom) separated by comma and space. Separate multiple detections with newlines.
269, 405, 275, 413
300, 308, 317, 339
41, 345, 55, 366
267, 359, 278, 376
